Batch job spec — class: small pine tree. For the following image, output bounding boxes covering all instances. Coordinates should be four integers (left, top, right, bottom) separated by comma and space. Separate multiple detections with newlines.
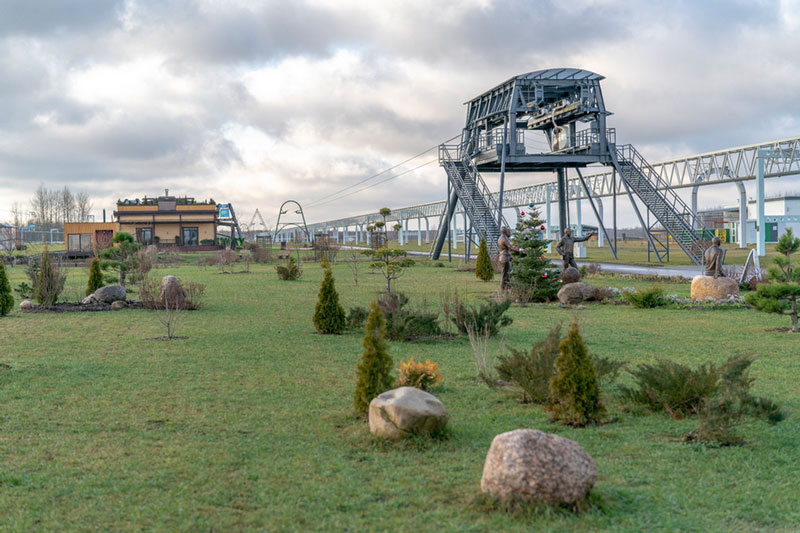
354, 301, 394, 414
510, 208, 560, 302
0, 261, 13, 316
313, 267, 346, 334
35, 247, 66, 307
86, 257, 104, 296
548, 322, 606, 426
475, 238, 494, 282
746, 228, 800, 332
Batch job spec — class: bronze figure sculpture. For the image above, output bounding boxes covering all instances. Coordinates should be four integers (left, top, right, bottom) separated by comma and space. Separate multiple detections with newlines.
704, 236, 726, 278
556, 228, 594, 270
497, 226, 513, 290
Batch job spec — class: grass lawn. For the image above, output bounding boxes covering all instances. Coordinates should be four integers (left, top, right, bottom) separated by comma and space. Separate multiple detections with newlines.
1, 258, 798, 531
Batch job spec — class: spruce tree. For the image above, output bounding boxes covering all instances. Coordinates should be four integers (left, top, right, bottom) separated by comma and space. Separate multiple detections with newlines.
548, 321, 605, 426
313, 267, 346, 334
475, 238, 494, 282
746, 228, 800, 332
354, 301, 394, 414
509, 208, 560, 301
86, 257, 104, 296
0, 261, 13, 316
35, 247, 65, 307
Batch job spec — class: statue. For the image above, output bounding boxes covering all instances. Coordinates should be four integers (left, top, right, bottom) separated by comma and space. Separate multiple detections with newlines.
704, 236, 726, 278
497, 226, 513, 291
555, 228, 594, 270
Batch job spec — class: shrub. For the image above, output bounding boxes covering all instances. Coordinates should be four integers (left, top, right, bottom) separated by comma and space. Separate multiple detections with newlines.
0, 262, 13, 316
347, 306, 369, 330
86, 257, 103, 296
16, 255, 41, 299
448, 295, 512, 337
35, 248, 66, 307
183, 281, 206, 309
216, 249, 238, 273
100, 232, 140, 287
618, 359, 721, 417
622, 285, 668, 308
377, 291, 441, 341
548, 322, 606, 426
313, 267, 346, 334
466, 324, 498, 388
395, 358, 442, 390
475, 238, 494, 282
746, 228, 800, 332
354, 302, 394, 415
498, 324, 624, 404
276, 256, 302, 280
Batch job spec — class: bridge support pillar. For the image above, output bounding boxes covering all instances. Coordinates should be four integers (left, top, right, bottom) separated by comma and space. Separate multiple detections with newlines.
557, 169, 567, 238
576, 198, 586, 258
737, 182, 747, 248
546, 184, 552, 253
757, 150, 767, 256
597, 198, 604, 248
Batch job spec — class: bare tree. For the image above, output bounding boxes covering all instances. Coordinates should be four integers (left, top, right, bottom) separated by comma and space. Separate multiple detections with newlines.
75, 191, 92, 222
60, 186, 75, 224
10, 202, 24, 227
30, 184, 48, 226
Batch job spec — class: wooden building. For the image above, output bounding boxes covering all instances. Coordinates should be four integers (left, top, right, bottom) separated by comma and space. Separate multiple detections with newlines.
64, 222, 120, 253
114, 196, 218, 247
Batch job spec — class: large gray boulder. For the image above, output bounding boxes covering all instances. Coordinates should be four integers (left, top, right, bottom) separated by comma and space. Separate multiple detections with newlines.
368, 387, 448, 439
94, 285, 126, 304
160, 275, 187, 309
561, 267, 581, 285
481, 429, 597, 506
19, 300, 33, 310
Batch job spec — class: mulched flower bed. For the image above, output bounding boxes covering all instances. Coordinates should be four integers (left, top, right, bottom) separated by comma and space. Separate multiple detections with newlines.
21, 301, 144, 313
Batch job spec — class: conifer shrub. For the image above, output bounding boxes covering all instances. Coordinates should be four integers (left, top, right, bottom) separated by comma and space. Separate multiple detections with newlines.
313, 267, 346, 334
509, 209, 560, 302
497, 324, 625, 404
548, 322, 606, 426
475, 238, 494, 282
449, 296, 512, 337
347, 306, 369, 330
746, 228, 800, 332
621, 285, 668, 308
0, 262, 13, 316
86, 257, 104, 296
35, 248, 66, 307
395, 358, 442, 391
377, 291, 441, 341
354, 302, 394, 415
276, 256, 302, 280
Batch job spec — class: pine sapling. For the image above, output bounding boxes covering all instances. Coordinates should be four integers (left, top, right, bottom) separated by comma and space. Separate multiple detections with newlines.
746, 228, 800, 332
354, 302, 394, 415
548, 321, 605, 426
313, 267, 346, 334
0, 262, 13, 316
475, 238, 494, 282
87, 257, 104, 296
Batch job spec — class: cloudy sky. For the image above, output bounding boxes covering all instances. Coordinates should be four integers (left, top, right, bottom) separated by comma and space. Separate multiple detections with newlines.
1, 0, 799, 228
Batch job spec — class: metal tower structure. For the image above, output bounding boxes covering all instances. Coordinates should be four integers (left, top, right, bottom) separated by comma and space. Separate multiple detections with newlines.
431, 68, 709, 264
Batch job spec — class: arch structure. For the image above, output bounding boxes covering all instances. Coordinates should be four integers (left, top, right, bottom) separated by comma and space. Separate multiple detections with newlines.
274, 200, 310, 243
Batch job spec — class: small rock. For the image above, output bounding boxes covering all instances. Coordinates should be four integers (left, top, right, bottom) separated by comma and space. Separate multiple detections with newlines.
81, 294, 98, 305
481, 429, 597, 506
111, 300, 128, 310
94, 285, 126, 304
160, 276, 187, 309
561, 267, 581, 285
690, 276, 739, 301
19, 300, 33, 310
369, 387, 448, 439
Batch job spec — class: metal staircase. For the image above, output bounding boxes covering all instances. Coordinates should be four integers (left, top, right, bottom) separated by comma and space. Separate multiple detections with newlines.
433, 144, 510, 256
613, 144, 708, 264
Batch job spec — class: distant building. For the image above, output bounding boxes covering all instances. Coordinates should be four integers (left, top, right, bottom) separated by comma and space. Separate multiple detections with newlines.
696, 195, 800, 244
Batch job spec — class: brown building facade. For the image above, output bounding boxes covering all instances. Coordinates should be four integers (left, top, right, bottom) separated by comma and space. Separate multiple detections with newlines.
64, 222, 120, 252
114, 196, 218, 246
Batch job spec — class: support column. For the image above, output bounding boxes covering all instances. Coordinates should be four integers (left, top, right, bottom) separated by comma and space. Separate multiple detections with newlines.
546, 184, 552, 253
399, 216, 404, 245
417, 216, 422, 246
692, 185, 699, 231
452, 210, 457, 250
597, 199, 604, 248
576, 198, 586, 258
514, 207, 521, 224
737, 182, 747, 248
757, 149, 767, 256
557, 169, 567, 237
425, 217, 430, 244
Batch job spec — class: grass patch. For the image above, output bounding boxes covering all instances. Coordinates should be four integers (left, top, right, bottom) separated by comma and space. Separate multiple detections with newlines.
0, 260, 798, 530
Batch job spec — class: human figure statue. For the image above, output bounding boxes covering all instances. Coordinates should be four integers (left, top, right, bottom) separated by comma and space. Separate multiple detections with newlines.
497, 226, 513, 291
556, 228, 594, 270
704, 236, 726, 278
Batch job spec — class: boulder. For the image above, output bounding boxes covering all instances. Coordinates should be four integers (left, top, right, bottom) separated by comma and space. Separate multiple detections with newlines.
111, 300, 128, 310
690, 276, 739, 301
160, 276, 187, 309
82, 294, 98, 305
557, 282, 608, 305
561, 267, 581, 285
481, 429, 597, 506
94, 285, 126, 304
19, 300, 33, 310
369, 387, 448, 439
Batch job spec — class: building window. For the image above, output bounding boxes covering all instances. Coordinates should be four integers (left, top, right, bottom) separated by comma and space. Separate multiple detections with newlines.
68, 233, 93, 251
182, 227, 199, 246
136, 227, 153, 245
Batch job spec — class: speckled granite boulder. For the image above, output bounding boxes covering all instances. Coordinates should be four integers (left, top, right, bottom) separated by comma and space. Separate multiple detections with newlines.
690, 276, 738, 301
369, 387, 448, 439
481, 429, 597, 506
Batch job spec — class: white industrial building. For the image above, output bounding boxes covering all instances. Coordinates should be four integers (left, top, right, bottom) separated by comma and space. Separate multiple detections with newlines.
698, 195, 800, 246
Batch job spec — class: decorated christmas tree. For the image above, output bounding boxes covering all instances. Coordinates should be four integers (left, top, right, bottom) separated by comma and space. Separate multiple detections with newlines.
509, 207, 561, 302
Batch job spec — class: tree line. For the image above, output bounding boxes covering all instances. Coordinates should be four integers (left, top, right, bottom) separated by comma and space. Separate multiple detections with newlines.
10, 185, 93, 229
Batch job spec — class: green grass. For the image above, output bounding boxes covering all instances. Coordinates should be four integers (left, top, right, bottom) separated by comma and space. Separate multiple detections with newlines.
1, 259, 798, 531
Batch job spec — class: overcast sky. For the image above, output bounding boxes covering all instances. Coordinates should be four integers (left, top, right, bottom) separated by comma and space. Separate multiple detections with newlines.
1, 0, 799, 228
